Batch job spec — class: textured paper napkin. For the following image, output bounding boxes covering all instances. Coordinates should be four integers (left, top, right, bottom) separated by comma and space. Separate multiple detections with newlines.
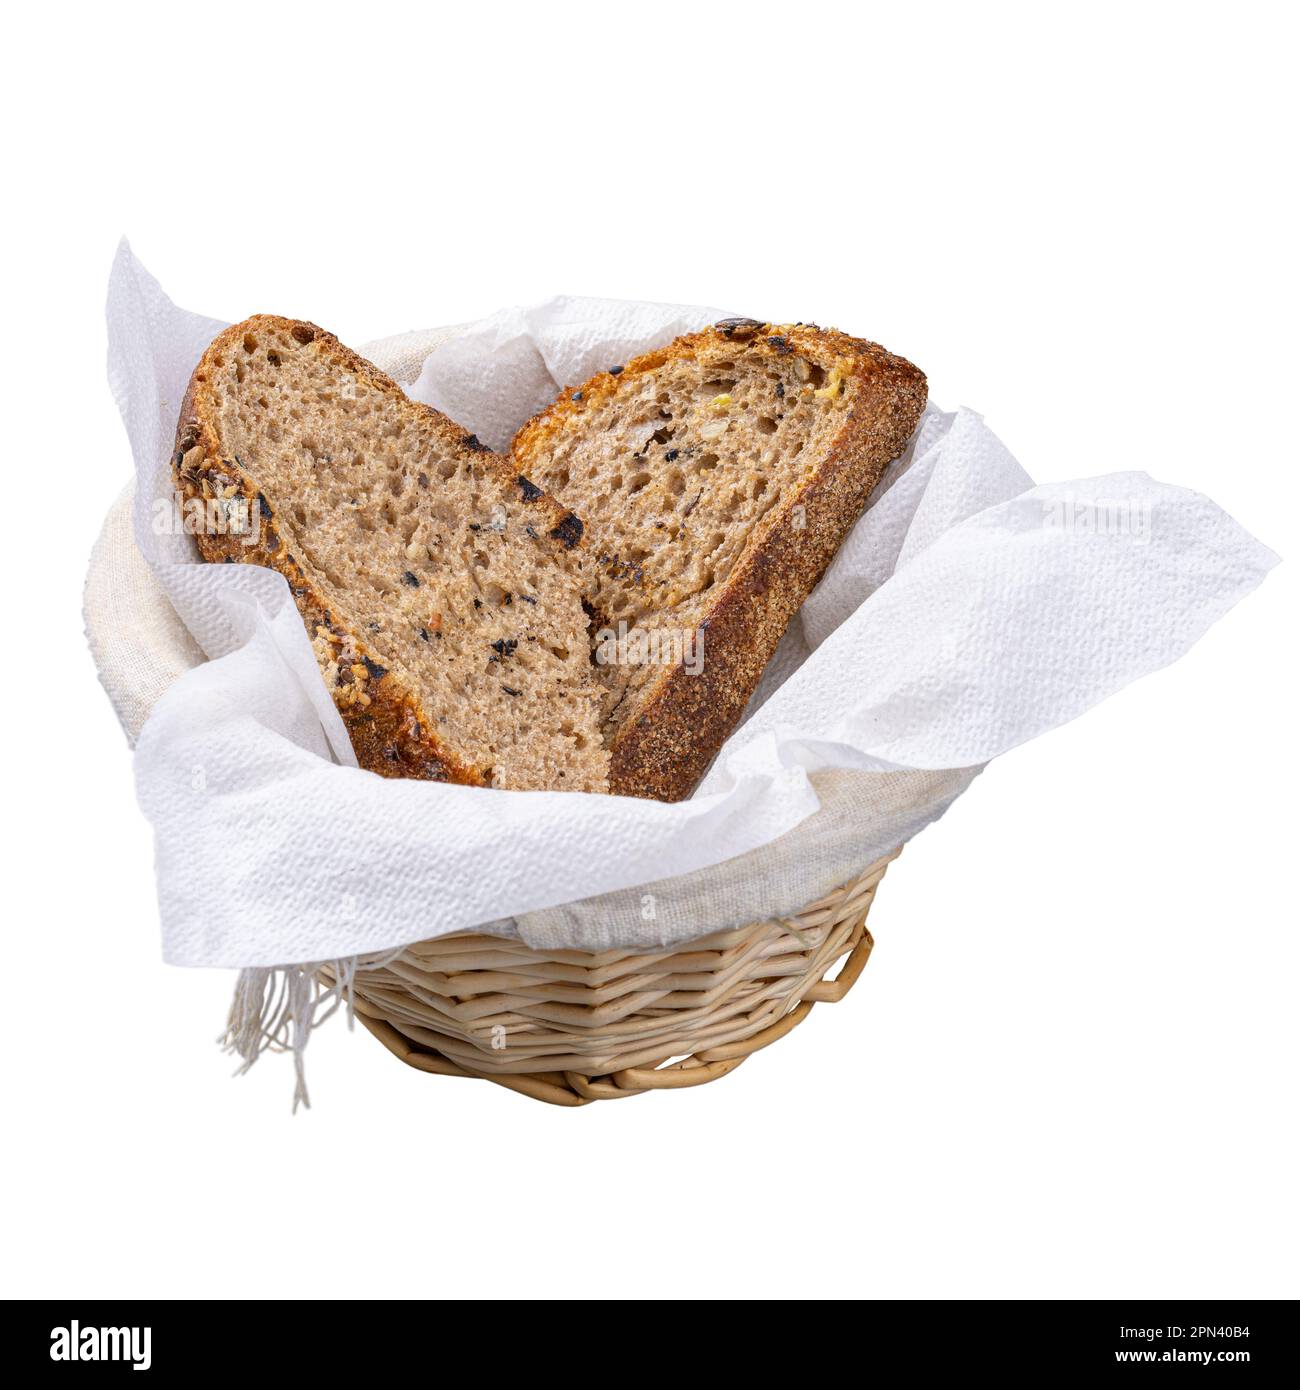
104, 242, 1278, 967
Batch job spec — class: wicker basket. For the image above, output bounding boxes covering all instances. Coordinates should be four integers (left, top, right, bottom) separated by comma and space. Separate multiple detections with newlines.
330, 847, 899, 1105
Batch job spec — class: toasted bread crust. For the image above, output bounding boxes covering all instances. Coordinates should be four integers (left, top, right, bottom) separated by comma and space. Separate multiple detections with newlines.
173, 315, 587, 784
513, 321, 927, 801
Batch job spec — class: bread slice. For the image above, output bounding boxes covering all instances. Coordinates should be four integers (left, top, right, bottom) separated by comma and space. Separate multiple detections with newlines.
512, 319, 927, 801
173, 315, 609, 792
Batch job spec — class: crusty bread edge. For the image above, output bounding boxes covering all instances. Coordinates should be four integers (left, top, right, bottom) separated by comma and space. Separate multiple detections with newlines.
173, 314, 589, 784
513, 322, 927, 801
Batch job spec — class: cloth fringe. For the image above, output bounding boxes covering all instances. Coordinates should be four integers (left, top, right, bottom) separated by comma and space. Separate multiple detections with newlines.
221, 950, 403, 1111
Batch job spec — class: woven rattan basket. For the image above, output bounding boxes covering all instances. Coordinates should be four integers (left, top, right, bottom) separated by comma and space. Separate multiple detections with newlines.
327, 847, 899, 1105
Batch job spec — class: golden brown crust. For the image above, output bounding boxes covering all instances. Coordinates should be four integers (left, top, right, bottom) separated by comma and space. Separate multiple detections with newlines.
173, 315, 586, 784
513, 320, 927, 801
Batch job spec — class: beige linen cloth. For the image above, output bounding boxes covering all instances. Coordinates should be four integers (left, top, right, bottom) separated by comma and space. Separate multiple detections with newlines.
86, 326, 962, 952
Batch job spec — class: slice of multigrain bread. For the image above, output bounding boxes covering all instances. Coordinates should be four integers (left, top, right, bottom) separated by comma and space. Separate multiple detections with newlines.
512, 318, 927, 801
173, 315, 608, 792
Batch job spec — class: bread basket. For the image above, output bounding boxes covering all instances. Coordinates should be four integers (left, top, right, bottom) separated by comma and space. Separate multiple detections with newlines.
93, 275, 1277, 1109
321, 848, 897, 1105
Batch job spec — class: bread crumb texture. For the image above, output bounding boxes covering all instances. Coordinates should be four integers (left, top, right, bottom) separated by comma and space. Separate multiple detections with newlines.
174, 316, 609, 793
513, 321, 927, 799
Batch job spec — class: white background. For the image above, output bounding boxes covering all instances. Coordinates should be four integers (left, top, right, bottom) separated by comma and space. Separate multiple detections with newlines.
2, 2, 1296, 1300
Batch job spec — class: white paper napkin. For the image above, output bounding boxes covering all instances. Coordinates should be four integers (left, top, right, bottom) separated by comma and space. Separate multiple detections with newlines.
105, 241, 1278, 967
